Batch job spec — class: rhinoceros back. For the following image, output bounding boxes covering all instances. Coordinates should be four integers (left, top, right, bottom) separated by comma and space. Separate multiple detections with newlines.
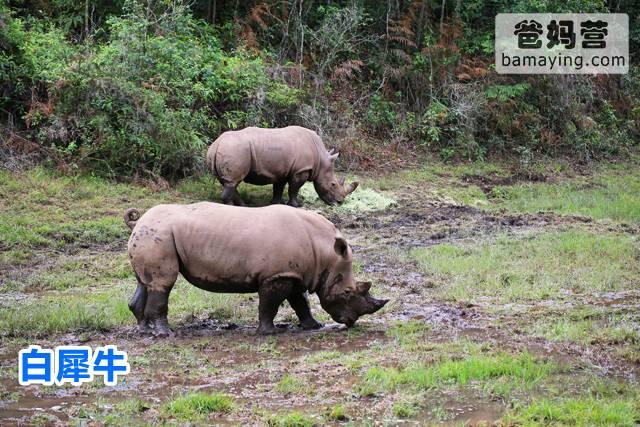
130, 202, 338, 294
207, 127, 323, 185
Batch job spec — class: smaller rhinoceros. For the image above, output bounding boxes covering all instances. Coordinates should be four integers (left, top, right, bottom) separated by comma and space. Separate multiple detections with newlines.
206, 126, 358, 207
124, 203, 387, 336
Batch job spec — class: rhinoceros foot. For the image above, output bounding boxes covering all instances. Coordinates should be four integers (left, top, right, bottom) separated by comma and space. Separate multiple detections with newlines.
299, 318, 323, 330
137, 319, 152, 334
257, 323, 278, 335
287, 198, 302, 208
152, 320, 174, 337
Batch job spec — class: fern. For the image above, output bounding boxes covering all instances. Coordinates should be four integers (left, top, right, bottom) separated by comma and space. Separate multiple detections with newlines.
485, 83, 531, 102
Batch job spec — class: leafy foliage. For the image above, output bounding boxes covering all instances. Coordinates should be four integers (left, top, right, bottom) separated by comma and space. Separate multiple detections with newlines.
1, 0, 638, 176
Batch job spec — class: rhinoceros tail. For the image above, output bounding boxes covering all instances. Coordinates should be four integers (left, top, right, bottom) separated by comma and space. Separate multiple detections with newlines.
124, 208, 141, 230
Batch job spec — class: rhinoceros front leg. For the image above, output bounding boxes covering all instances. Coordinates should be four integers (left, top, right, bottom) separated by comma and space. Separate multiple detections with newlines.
257, 278, 296, 334
271, 181, 285, 205
221, 183, 246, 207
288, 291, 323, 330
287, 171, 310, 208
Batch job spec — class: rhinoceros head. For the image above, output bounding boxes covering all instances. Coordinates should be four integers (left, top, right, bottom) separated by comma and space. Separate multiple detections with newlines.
313, 150, 359, 205
317, 237, 388, 326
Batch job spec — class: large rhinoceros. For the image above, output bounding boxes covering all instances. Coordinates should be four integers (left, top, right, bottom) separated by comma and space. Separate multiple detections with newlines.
206, 126, 358, 207
124, 203, 387, 336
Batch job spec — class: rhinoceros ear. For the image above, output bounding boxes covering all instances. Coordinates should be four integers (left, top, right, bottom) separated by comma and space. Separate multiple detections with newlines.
334, 237, 348, 258
329, 152, 339, 162
328, 148, 336, 155
356, 281, 372, 294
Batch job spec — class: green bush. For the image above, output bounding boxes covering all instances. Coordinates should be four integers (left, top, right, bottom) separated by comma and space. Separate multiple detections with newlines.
16, 0, 299, 179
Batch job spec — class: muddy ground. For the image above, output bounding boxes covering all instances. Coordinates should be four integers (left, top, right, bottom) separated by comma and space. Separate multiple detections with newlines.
0, 165, 639, 426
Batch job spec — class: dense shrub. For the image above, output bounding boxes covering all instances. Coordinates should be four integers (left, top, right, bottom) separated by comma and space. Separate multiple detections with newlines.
1, 0, 638, 177
5, 0, 300, 179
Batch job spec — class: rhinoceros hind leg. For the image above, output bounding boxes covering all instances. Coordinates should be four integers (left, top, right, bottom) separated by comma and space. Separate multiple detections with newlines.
288, 292, 323, 330
144, 289, 174, 337
128, 280, 147, 323
271, 181, 285, 204
221, 184, 246, 206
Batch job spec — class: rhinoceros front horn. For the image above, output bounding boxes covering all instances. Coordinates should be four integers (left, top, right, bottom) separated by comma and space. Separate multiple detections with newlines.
345, 181, 359, 195
365, 295, 389, 314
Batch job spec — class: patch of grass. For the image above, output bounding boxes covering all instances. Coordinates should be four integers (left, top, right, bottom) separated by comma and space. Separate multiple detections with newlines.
412, 231, 640, 302
385, 320, 432, 351
388, 160, 509, 206
168, 279, 254, 323
360, 353, 560, 393
96, 398, 151, 426
0, 167, 185, 251
176, 174, 218, 200
274, 373, 306, 394
386, 320, 430, 346
325, 404, 348, 421
0, 279, 251, 337
266, 411, 318, 427
430, 404, 452, 422
303, 350, 342, 364
434, 184, 488, 207
164, 392, 234, 420
10, 252, 133, 292
0, 286, 132, 336
532, 315, 639, 346
237, 183, 273, 206
0, 248, 34, 269
392, 401, 418, 418
492, 168, 640, 222
504, 397, 640, 426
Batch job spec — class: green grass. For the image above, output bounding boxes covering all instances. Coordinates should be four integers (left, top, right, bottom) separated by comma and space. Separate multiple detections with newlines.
0, 286, 132, 336
532, 316, 639, 346
529, 312, 640, 363
274, 373, 307, 394
493, 168, 640, 222
3, 252, 133, 292
325, 404, 348, 421
175, 174, 219, 200
385, 320, 431, 349
504, 397, 640, 426
0, 167, 185, 253
360, 353, 560, 394
266, 411, 318, 427
164, 392, 234, 420
412, 231, 640, 302
302, 350, 343, 364
0, 279, 252, 337
392, 401, 418, 418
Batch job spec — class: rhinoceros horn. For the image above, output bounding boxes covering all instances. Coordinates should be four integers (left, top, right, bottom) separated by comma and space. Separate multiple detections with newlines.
345, 181, 359, 195
366, 295, 389, 313
356, 281, 389, 314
